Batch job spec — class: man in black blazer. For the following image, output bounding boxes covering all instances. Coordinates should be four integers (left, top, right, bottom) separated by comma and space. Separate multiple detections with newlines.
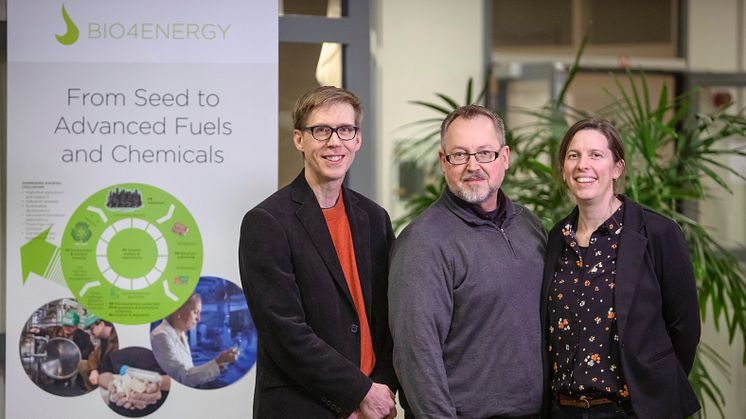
239, 86, 397, 419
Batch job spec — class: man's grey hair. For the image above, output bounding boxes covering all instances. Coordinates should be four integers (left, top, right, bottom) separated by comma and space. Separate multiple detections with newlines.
439, 105, 505, 149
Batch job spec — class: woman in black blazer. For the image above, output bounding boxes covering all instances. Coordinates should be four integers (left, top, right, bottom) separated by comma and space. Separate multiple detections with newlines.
541, 118, 701, 419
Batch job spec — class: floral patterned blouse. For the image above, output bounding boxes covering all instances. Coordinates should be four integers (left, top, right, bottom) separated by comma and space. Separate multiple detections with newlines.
547, 203, 630, 398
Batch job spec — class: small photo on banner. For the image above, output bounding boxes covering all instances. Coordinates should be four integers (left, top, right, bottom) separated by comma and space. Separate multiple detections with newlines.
149, 276, 257, 389
19, 298, 114, 397
97, 346, 170, 417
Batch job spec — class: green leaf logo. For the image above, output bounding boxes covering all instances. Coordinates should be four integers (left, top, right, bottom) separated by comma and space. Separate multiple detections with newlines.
70, 222, 92, 243
55, 4, 79, 46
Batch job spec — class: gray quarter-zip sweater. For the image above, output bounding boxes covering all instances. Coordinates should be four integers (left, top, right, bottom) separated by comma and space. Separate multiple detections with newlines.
389, 189, 546, 418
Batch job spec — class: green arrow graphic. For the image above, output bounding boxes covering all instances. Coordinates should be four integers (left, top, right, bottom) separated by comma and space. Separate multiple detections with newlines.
55, 4, 79, 46
21, 228, 59, 284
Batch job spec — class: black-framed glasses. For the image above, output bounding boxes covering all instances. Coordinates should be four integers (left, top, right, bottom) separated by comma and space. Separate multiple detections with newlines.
445, 147, 503, 165
300, 125, 359, 141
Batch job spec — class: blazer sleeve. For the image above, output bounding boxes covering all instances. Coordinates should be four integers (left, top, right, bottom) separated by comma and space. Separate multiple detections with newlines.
239, 207, 372, 416
651, 220, 701, 374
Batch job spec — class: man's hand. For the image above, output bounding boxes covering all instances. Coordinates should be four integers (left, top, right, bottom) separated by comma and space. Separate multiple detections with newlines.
104, 373, 163, 410
89, 369, 100, 385
359, 383, 396, 419
106, 381, 129, 409
126, 382, 162, 410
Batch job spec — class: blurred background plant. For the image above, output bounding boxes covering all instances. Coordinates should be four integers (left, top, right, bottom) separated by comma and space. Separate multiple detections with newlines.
394, 46, 746, 418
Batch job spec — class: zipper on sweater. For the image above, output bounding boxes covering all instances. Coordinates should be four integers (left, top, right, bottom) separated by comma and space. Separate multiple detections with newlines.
498, 227, 517, 257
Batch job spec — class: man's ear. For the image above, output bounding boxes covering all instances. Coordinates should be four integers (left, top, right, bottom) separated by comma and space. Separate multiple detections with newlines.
351, 132, 362, 152
293, 129, 304, 152
501, 145, 510, 170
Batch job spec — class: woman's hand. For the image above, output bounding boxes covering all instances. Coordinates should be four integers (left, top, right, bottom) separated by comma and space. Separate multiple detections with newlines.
215, 347, 239, 366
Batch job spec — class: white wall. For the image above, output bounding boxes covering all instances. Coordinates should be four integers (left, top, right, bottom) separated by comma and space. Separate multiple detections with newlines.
373, 0, 485, 216
689, 0, 740, 72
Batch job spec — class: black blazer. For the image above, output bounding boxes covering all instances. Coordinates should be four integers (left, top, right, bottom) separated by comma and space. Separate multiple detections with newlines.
541, 195, 701, 419
239, 171, 396, 419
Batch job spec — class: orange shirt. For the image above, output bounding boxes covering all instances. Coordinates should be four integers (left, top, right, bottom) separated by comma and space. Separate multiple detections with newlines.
322, 190, 376, 375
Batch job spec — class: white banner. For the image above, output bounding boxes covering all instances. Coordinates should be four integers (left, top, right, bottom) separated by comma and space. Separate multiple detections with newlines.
6, 1, 277, 417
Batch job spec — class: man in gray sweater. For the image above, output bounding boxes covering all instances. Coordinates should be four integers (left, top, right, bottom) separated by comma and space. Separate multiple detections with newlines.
389, 105, 545, 418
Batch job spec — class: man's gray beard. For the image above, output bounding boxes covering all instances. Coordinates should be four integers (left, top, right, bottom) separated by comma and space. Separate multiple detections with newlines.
450, 183, 493, 205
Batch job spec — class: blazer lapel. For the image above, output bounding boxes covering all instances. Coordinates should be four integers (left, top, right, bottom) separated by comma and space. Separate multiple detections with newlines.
291, 173, 355, 307
345, 189, 373, 315
542, 211, 576, 312
614, 196, 647, 339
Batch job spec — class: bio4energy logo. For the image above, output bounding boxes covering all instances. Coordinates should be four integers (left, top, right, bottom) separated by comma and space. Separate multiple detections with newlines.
55, 4, 79, 45
55, 3, 231, 46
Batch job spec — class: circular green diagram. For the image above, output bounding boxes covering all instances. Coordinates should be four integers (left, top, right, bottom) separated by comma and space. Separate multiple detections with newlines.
60, 183, 202, 325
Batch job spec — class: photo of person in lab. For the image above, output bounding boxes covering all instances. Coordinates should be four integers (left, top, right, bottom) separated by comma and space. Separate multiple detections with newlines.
97, 346, 171, 418
19, 298, 96, 396
150, 276, 257, 389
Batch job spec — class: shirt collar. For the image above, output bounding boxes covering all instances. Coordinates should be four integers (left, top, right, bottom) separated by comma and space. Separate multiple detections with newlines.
561, 200, 626, 248
444, 187, 511, 227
